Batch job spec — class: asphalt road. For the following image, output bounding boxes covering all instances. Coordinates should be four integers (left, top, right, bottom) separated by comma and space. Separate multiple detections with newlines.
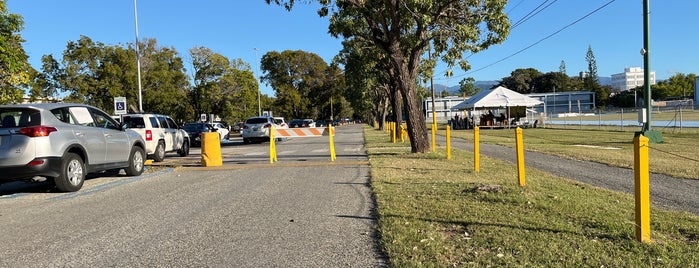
437, 132, 699, 215
0, 125, 387, 267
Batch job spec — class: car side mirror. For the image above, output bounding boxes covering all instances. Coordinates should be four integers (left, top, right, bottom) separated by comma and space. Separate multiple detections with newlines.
121, 123, 129, 130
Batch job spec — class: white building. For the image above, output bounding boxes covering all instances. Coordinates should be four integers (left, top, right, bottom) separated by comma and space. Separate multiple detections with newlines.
423, 96, 467, 123
611, 67, 655, 91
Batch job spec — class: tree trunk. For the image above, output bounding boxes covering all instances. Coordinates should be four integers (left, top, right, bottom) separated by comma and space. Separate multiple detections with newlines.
388, 66, 402, 127
400, 80, 429, 153
391, 86, 402, 126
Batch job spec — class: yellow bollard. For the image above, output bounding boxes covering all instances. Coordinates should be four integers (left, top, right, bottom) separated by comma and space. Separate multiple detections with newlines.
431, 123, 436, 152
269, 126, 277, 163
474, 127, 480, 172
634, 134, 651, 243
446, 125, 451, 160
201, 132, 222, 167
391, 122, 396, 143
328, 126, 336, 161
515, 127, 526, 187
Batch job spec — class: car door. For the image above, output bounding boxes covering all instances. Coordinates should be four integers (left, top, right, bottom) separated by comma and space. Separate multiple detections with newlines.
67, 106, 108, 165
163, 117, 181, 151
89, 108, 130, 163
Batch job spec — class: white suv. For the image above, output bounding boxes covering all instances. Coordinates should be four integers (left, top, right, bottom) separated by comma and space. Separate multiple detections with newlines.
121, 114, 190, 162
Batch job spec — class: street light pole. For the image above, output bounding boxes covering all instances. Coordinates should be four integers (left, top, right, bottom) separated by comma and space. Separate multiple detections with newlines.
639, 0, 662, 142
133, 0, 143, 112
642, 0, 651, 133
255, 48, 261, 116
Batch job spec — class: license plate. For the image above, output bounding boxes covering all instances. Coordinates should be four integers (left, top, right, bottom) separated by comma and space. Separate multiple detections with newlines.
253, 127, 259, 131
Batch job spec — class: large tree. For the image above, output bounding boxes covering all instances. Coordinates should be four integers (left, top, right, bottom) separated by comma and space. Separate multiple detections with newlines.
267, 0, 510, 153
584, 45, 599, 88
189, 46, 258, 123
459, 77, 478, 97
584, 45, 609, 107
499, 68, 543, 93
337, 39, 392, 128
649, 72, 697, 100
0, 0, 31, 104
260, 50, 328, 119
36, 36, 193, 122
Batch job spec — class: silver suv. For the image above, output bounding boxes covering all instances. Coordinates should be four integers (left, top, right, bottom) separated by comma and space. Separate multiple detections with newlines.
120, 113, 190, 162
0, 103, 146, 192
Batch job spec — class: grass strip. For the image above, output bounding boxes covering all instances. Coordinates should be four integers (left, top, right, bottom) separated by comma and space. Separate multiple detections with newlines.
365, 126, 699, 267
445, 126, 699, 179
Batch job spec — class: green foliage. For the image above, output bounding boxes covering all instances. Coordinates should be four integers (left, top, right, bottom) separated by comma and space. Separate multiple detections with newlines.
499, 68, 543, 93
651, 73, 696, 100
337, 38, 392, 124
585, 45, 599, 84
189, 46, 258, 123
609, 89, 638, 108
559, 60, 567, 74
458, 77, 478, 97
0, 0, 31, 104
269, 0, 510, 153
260, 50, 328, 119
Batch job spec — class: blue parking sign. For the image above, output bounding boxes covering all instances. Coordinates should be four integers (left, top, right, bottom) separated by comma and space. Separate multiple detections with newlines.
114, 97, 127, 115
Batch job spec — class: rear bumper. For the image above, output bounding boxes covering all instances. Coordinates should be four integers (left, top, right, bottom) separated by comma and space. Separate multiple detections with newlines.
0, 157, 62, 182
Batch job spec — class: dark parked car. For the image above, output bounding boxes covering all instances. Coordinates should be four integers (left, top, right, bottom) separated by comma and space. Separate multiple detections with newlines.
315, 119, 328, 127
183, 122, 213, 147
0, 103, 146, 192
289, 118, 315, 128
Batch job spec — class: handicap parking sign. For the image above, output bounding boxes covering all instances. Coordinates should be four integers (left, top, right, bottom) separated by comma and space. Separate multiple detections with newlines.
114, 97, 127, 115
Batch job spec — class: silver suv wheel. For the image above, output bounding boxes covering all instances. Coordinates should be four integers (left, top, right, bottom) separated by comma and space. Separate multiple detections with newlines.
125, 147, 145, 176
55, 152, 85, 192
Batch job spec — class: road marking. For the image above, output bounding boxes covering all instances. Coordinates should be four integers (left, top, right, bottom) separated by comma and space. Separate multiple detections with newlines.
278, 150, 297, 155
343, 148, 362, 152
176, 161, 370, 171
244, 152, 265, 156
312, 149, 328, 153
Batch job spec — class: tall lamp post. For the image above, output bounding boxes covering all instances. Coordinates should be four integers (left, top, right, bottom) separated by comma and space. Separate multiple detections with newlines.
639, 0, 662, 142
255, 48, 261, 116
133, 0, 143, 112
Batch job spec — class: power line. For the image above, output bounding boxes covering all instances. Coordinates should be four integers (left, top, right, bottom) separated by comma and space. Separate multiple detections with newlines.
506, 0, 528, 14
511, 0, 558, 29
440, 0, 615, 81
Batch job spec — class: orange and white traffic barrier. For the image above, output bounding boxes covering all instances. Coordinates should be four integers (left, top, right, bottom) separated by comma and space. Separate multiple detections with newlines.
274, 127, 334, 137
269, 126, 336, 163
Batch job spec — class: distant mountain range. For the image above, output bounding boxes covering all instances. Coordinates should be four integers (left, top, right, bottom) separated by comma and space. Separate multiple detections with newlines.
435, 77, 612, 96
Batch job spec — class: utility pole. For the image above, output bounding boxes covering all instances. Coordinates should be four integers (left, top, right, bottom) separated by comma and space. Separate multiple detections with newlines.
640, 0, 662, 142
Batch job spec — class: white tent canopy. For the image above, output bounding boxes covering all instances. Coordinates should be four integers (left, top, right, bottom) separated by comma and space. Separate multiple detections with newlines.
451, 86, 543, 110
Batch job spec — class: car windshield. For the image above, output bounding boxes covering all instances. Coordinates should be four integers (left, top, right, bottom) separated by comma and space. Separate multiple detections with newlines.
184, 123, 207, 132
246, 118, 269, 124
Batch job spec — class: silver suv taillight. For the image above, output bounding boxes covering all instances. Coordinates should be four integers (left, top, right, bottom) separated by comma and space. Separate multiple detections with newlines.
19, 126, 57, 137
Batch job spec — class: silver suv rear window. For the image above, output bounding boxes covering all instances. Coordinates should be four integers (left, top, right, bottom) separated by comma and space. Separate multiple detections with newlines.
1, 108, 41, 128
246, 118, 269, 124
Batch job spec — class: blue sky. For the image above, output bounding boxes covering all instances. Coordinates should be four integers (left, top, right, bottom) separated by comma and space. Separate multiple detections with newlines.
8, 1, 699, 96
